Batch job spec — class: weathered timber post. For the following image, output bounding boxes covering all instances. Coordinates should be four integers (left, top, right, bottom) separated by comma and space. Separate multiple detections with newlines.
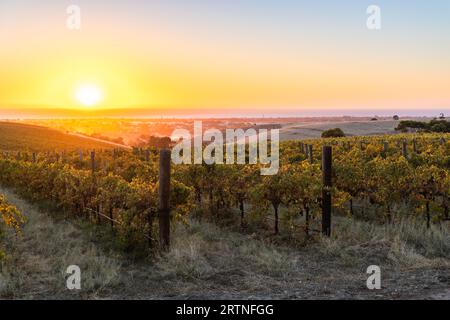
32, 152, 36, 163
322, 146, 332, 237
308, 145, 313, 164
158, 149, 171, 251
91, 151, 96, 174
79, 150, 83, 162
402, 140, 408, 158
145, 149, 150, 162
383, 142, 388, 154
413, 139, 417, 153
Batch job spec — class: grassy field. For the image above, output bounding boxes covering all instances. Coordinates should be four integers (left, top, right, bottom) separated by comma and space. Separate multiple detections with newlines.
279, 120, 402, 140
0, 186, 448, 299
0, 122, 118, 152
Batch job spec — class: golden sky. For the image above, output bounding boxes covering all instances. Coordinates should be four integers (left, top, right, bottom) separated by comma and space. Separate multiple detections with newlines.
1, 1, 449, 114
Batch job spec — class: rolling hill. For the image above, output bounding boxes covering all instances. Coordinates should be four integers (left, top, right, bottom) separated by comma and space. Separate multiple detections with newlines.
0, 121, 120, 152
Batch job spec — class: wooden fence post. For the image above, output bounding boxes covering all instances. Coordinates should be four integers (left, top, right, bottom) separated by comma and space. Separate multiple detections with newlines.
383, 142, 388, 154
32, 152, 36, 163
402, 140, 408, 158
322, 146, 332, 237
91, 151, 96, 174
145, 149, 150, 162
308, 145, 313, 164
413, 139, 417, 153
158, 149, 171, 251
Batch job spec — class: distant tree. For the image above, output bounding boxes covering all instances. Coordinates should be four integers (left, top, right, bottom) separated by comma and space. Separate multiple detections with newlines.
148, 136, 172, 149
321, 128, 345, 138
395, 120, 428, 132
429, 120, 449, 132
439, 113, 445, 120
395, 119, 450, 133
371, 118, 378, 121
393, 115, 400, 121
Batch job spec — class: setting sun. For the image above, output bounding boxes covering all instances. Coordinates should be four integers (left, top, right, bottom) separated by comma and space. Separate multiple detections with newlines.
74, 85, 103, 107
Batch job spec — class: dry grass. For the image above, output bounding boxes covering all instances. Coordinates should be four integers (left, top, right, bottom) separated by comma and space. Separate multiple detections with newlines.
156, 221, 299, 281
151, 217, 449, 299
318, 217, 450, 269
1, 188, 448, 299
0, 187, 122, 299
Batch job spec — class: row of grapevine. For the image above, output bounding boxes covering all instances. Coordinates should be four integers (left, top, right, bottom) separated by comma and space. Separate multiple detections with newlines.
0, 156, 191, 253
0, 133, 448, 251
0, 194, 25, 260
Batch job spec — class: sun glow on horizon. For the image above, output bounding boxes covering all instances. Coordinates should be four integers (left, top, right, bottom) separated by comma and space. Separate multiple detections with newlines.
74, 85, 103, 107
1, 1, 450, 113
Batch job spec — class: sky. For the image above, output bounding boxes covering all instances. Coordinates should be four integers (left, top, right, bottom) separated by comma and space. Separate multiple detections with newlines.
0, 0, 449, 116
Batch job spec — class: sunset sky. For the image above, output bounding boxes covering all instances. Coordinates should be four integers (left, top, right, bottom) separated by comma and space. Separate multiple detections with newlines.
0, 0, 449, 116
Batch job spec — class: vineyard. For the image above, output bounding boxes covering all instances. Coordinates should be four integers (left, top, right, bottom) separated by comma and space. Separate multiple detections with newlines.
0, 133, 448, 255
0, 194, 25, 261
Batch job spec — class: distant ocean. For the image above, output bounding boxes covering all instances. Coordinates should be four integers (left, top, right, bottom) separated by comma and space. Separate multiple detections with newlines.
0, 108, 448, 119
